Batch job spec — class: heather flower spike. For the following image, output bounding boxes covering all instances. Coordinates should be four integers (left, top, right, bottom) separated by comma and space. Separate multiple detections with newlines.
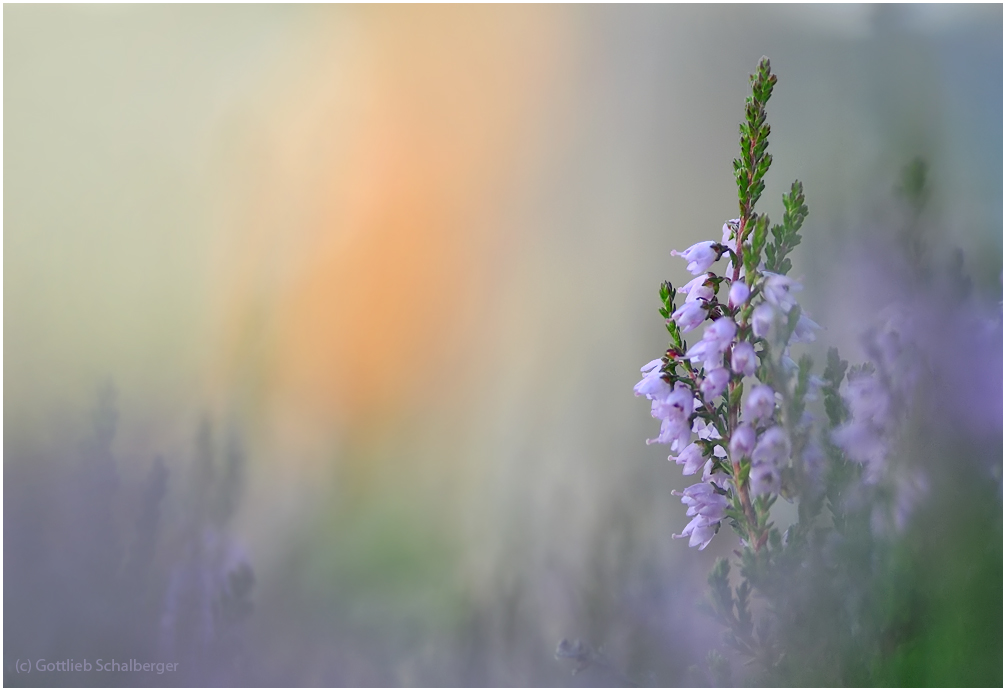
630, 55, 997, 684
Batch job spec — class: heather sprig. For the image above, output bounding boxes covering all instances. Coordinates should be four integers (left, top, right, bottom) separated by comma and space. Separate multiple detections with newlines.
631, 57, 963, 682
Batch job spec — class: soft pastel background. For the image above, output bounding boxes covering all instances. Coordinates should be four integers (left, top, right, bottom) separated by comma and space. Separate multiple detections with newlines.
5, 5, 1002, 686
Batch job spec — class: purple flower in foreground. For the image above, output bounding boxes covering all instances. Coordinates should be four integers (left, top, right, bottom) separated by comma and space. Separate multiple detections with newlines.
731, 341, 757, 376
671, 241, 719, 275
700, 367, 731, 400
729, 423, 756, 459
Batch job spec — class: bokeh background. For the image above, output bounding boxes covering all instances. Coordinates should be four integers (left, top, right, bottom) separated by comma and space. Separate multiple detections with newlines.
5, 5, 1002, 686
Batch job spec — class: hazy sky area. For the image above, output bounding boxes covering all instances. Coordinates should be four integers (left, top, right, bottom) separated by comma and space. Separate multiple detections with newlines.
4, 5, 1002, 686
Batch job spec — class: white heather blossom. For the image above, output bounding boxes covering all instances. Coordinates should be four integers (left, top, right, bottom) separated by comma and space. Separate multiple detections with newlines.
672, 442, 707, 476
762, 272, 803, 312
688, 283, 714, 304
752, 426, 791, 465
640, 358, 662, 374
682, 274, 714, 303
729, 423, 756, 459
648, 383, 694, 450
790, 313, 822, 344
673, 482, 729, 549
671, 241, 719, 275
647, 416, 691, 449
700, 367, 731, 400
751, 302, 775, 339
731, 341, 757, 376
686, 318, 737, 371
743, 384, 775, 423
671, 300, 706, 333
674, 514, 717, 550
679, 483, 729, 521
692, 418, 721, 441
728, 281, 750, 309
749, 462, 781, 496
634, 365, 670, 400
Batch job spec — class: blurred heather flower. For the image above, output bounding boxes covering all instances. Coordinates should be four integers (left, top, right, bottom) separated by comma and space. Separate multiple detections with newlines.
751, 426, 791, 465
749, 463, 781, 496
743, 384, 775, 423
762, 272, 802, 312
790, 312, 822, 344
751, 302, 775, 339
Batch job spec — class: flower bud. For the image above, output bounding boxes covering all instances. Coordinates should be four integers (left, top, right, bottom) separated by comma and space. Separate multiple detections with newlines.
728, 281, 750, 309
731, 341, 757, 376
729, 423, 756, 459
700, 367, 731, 400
